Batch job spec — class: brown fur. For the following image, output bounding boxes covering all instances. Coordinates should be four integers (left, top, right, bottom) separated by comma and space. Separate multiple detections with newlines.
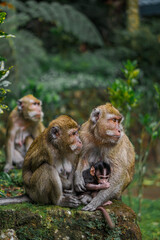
22, 115, 82, 207
4, 95, 45, 172
74, 103, 135, 211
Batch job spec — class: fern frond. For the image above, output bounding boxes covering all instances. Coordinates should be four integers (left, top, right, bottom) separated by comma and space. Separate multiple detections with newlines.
2, 1, 103, 46
25, 1, 104, 46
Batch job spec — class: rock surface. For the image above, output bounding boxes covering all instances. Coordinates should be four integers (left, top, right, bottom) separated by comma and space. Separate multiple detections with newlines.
0, 200, 141, 240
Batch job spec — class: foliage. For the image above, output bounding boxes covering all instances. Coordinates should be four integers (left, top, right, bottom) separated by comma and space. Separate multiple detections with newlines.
0, 170, 24, 197
0, 11, 14, 114
112, 19, 160, 113
0, 149, 24, 197
136, 87, 160, 219
123, 196, 160, 240
19, 49, 120, 123
50, 51, 119, 76
0, 0, 47, 87
24, 1, 104, 46
0, 0, 104, 90
108, 60, 160, 220
108, 60, 141, 129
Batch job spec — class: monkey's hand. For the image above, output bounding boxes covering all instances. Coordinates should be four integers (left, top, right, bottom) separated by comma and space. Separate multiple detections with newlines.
4, 163, 14, 173
61, 195, 81, 208
82, 197, 101, 211
82, 203, 97, 211
99, 182, 110, 189
78, 194, 92, 205
74, 172, 86, 192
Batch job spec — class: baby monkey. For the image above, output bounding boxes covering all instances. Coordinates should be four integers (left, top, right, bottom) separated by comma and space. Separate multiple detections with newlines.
82, 161, 115, 229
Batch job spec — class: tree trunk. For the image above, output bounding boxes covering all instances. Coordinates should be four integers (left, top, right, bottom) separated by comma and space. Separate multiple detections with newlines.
127, 0, 140, 32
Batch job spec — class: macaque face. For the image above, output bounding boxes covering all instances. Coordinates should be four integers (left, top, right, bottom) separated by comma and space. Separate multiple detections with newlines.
48, 115, 82, 154
91, 104, 123, 144
68, 128, 82, 154
96, 168, 109, 184
27, 100, 43, 120
18, 95, 44, 122
105, 114, 122, 140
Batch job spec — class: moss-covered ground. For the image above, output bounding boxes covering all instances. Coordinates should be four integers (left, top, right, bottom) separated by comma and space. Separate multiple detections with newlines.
0, 150, 159, 239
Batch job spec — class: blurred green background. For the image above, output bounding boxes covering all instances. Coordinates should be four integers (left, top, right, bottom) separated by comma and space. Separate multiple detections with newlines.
0, 1, 160, 239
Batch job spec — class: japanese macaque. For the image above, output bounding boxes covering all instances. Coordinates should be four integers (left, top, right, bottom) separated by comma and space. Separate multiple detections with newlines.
22, 115, 82, 207
74, 103, 135, 211
82, 161, 115, 228
4, 95, 45, 173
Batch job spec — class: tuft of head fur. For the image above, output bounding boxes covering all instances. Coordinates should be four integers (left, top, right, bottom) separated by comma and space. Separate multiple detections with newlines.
48, 115, 78, 130
19, 95, 41, 104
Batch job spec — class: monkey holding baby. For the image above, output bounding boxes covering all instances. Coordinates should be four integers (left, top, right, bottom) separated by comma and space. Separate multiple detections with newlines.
4, 95, 45, 172
75, 103, 135, 211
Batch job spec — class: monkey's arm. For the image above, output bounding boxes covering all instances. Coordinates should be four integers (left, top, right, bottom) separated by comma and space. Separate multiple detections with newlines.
4, 125, 17, 172
86, 182, 110, 191
74, 157, 89, 192
82, 169, 124, 211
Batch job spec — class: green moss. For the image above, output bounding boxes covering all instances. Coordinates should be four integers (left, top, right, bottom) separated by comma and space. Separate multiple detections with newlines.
0, 200, 141, 240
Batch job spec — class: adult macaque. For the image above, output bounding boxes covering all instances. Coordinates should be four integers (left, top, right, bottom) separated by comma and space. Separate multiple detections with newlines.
82, 161, 115, 228
22, 115, 82, 207
74, 103, 135, 211
4, 95, 45, 172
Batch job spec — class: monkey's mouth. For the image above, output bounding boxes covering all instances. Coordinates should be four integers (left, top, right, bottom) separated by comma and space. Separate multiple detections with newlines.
111, 136, 121, 142
35, 114, 41, 119
106, 134, 121, 139
112, 135, 120, 138
70, 143, 82, 154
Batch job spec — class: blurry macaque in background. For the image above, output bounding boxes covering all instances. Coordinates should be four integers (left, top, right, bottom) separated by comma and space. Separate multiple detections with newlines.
4, 95, 45, 172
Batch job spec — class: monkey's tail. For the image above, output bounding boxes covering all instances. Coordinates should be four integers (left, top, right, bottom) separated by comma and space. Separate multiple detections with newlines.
0, 194, 31, 205
97, 206, 115, 229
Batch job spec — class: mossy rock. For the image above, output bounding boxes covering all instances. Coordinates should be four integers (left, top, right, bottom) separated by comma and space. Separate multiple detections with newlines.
0, 200, 141, 240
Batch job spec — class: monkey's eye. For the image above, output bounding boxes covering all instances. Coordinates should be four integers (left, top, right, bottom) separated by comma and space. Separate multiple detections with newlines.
72, 131, 78, 136
112, 118, 117, 122
33, 102, 40, 106
99, 175, 108, 180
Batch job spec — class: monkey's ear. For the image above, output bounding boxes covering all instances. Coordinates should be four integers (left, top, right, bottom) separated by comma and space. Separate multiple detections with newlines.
90, 166, 95, 176
51, 126, 60, 139
17, 100, 23, 111
90, 108, 101, 124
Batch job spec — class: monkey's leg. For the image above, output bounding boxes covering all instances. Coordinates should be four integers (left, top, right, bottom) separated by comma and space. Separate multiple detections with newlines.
25, 136, 33, 152
12, 149, 24, 168
27, 163, 80, 207
103, 200, 112, 206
